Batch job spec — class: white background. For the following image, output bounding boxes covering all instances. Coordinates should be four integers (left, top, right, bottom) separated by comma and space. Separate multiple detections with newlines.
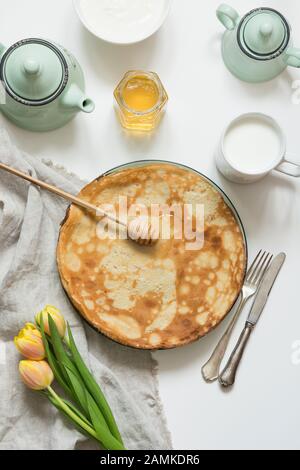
1, 0, 300, 450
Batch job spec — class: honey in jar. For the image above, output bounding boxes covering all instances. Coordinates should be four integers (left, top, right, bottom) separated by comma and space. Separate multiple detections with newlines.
114, 71, 168, 131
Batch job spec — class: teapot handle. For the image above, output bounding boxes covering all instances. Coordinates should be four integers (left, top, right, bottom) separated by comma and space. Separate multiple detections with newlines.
216, 4, 239, 30
0, 43, 5, 58
286, 47, 300, 68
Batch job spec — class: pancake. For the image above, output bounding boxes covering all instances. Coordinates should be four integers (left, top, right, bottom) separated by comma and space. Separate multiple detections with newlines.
57, 163, 247, 349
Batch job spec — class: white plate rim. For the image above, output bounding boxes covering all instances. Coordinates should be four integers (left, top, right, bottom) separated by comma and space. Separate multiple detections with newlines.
73, 0, 172, 45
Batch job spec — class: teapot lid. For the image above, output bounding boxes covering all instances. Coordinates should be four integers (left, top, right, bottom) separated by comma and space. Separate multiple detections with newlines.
238, 8, 290, 60
0, 39, 68, 106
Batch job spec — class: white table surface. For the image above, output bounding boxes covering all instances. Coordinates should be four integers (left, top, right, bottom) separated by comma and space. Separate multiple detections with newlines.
1, 0, 300, 450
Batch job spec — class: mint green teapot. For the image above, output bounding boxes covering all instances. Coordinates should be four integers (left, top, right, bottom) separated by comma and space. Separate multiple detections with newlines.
0, 38, 95, 131
217, 4, 300, 83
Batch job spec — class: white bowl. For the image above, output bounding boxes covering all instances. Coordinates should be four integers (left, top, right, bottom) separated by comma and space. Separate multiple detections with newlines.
73, 0, 172, 45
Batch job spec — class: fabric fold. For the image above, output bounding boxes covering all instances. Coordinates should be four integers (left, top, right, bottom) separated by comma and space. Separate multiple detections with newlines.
0, 128, 172, 450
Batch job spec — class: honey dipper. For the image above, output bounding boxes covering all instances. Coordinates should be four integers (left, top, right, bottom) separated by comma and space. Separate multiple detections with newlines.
0, 162, 159, 246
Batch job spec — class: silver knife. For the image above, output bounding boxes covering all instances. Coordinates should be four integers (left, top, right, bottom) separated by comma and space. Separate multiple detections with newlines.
219, 253, 286, 387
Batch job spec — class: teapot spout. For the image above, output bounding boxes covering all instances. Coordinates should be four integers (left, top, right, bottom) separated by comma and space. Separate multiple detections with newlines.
61, 85, 95, 113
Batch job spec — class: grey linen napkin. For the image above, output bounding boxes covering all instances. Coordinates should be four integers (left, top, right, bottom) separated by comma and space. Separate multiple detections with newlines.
0, 128, 172, 451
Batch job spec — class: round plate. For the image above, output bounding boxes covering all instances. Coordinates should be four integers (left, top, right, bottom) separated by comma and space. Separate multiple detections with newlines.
73, 0, 172, 45
57, 161, 247, 350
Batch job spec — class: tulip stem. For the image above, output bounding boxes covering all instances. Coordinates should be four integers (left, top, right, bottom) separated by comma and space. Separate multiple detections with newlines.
47, 386, 100, 442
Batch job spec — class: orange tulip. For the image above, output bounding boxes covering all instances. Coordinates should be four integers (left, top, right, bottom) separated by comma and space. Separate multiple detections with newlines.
14, 323, 45, 360
19, 360, 54, 391
35, 305, 66, 338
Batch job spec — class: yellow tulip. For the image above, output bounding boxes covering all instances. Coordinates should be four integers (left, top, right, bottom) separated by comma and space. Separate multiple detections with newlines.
14, 323, 45, 360
35, 305, 66, 338
19, 360, 54, 391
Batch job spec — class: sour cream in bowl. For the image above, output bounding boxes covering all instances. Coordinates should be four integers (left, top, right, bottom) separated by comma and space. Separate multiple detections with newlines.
73, 0, 172, 45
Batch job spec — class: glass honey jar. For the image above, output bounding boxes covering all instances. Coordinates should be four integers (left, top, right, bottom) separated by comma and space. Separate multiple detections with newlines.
114, 71, 168, 131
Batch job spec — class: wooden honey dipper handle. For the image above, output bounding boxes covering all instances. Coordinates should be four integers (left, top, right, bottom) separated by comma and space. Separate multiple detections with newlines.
0, 162, 158, 246
0, 161, 127, 228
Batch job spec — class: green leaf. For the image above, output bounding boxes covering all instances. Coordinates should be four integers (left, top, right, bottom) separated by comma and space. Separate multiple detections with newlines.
47, 316, 71, 385
62, 399, 93, 428
86, 393, 125, 450
67, 324, 123, 444
40, 323, 72, 395
47, 394, 101, 446
48, 316, 90, 417
63, 364, 89, 416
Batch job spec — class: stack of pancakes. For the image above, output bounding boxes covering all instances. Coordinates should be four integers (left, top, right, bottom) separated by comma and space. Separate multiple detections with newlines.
57, 163, 246, 349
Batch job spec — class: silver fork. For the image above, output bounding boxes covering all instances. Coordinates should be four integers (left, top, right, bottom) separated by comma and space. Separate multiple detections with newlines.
201, 250, 273, 383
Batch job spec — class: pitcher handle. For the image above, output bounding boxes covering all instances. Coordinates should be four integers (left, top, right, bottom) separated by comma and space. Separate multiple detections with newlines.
286, 47, 300, 68
216, 4, 239, 30
275, 155, 300, 177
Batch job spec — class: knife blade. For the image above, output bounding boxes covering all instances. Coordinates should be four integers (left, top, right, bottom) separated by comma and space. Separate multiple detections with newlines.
219, 252, 286, 387
247, 252, 286, 326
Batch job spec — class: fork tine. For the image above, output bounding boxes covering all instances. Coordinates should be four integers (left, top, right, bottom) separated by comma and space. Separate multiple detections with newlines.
253, 253, 273, 285
246, 250, 262, 280
250, 251, 268, 283
248, 250, 266, 283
